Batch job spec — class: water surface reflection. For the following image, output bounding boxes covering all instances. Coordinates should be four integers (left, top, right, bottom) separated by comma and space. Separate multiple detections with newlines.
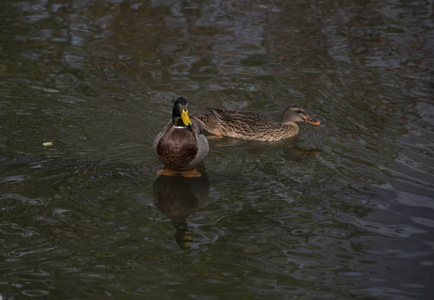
153, 167, 210, 249
1, 0, 433, 299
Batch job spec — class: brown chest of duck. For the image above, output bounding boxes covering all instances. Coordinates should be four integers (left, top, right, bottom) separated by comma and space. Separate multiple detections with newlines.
153, 97, 209, 176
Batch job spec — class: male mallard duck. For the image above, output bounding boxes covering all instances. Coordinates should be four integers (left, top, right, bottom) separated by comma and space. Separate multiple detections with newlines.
193, 105, 321, 142
153, 97, 209, 176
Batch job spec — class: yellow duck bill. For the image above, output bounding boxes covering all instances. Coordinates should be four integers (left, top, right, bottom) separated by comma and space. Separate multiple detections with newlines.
181, 109, 192, 126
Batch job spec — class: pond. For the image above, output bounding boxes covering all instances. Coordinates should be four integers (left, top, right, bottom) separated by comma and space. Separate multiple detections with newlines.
1, 0, 433, 299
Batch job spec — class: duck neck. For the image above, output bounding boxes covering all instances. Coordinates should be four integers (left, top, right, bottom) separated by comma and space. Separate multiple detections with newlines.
172, 115, 185, 127
280, 122, 299, 138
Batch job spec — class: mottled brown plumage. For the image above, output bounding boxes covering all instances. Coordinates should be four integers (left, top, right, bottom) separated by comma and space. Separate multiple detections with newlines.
193, 105, 321, 142
153, 97, 209, 171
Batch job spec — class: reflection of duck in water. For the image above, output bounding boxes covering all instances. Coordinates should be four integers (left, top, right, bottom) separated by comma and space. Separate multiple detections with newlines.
193, 105, 321, 142
153, 167, 209, 249
282, 141, 322, 162
153, 97, 209, 177
207, 137, 322, 162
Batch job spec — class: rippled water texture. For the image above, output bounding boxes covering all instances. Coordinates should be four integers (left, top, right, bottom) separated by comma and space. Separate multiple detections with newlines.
1, 1, 433, 299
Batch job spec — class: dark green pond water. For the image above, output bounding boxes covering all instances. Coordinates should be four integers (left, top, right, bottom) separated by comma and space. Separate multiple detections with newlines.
1, 1, 433, 299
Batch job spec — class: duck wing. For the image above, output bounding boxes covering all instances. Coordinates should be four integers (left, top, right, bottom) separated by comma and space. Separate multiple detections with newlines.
207, 108, 234, 122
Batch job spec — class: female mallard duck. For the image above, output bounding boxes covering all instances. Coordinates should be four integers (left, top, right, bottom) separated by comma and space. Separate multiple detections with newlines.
153, 97, 209, 176
193, 105, 321, 142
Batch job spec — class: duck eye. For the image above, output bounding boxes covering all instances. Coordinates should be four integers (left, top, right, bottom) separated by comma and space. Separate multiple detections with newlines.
296, 110, 303, 114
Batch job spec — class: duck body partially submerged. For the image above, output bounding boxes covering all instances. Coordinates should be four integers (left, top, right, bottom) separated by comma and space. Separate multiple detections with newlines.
193, 105, 321, 142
